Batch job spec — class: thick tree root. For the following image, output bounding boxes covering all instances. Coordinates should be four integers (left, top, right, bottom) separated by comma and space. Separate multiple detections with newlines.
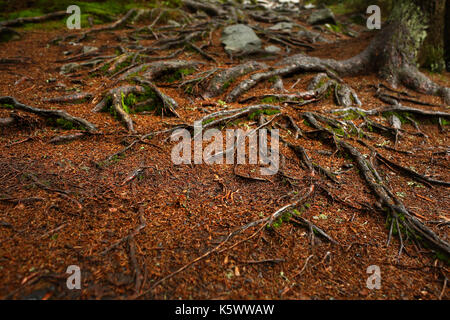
0, 96, 97, 132
204, 61, 267, 98
373, 151, 450, 187
0, 11, 67, 27
198, 104, 281, 131
119, 60, 201, 81
182, 0, 226, 17
43, 92, 93, 104
330, 104, 450, 119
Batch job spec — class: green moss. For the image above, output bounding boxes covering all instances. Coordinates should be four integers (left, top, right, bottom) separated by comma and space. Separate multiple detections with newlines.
248, 108, 280, 120
342, 110, 363, 121
260, 96, 278, 104
2, 103, 14, 109
266, 210, 293, 230
46, 117, 81, 130
332, 126, 346, 136
121, 92, 130, 114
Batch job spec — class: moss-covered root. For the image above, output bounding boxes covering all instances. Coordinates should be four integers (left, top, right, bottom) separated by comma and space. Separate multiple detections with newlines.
0, 96, 97, 132
93, 85, 145, 133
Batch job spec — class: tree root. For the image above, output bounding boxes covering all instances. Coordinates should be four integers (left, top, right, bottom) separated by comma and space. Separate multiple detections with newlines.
198, 104, 281, 131
119, 60, 201, 81
0, 96, 97, 132
0, 11, 67, 28
49, 132, 89, 144
182, 0, 226, 17
93, 85, 145, 132
226, 60, 339, 103
76, 9, 138, 42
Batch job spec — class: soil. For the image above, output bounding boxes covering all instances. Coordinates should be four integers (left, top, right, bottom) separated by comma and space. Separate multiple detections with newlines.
0, 4, 449, 300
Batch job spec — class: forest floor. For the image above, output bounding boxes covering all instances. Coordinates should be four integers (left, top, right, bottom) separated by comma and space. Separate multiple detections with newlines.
0, 2, 449, 300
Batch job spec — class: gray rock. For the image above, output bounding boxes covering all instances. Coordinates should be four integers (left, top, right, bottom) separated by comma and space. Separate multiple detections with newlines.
269, 22, 294, 31
307, 8, 336, 25
221, 24, 262, 54
264, 45, 281, 54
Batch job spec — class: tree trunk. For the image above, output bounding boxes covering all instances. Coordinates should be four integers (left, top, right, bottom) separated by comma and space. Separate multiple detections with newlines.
445, 0, 450, 70
413, 0, 446, 72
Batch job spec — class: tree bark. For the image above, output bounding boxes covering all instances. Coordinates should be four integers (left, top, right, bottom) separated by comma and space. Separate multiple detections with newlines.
413, 0, 446, 71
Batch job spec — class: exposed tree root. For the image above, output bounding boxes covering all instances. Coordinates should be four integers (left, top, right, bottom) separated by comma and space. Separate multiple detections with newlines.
76, 9, 138, 42
43, 92, 93, 104
198, 104, 281, 131
226, 59, 340, 102
119, 60, 201, 81
226, 3, 450, 104
133, 77, 180, 117
204, 61, 267, 99
373, 150, 450, 187
0, 96, 97, 132
49, 133, 89, 145
182, 0, 225, 17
